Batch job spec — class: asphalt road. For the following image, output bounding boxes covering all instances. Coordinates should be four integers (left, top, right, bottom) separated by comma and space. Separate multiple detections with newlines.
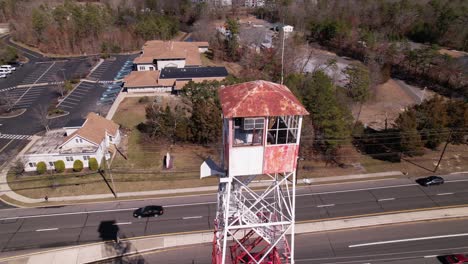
104, 218, 468, 264
0, 173, 466, 253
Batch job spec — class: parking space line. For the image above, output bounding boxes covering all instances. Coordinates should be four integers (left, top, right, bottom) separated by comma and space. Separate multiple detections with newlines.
59, 105, 74, 109
0, 139, 14, 153
66, 98, 81, 102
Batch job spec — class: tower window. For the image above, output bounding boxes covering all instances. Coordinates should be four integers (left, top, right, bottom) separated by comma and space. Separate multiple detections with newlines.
233, 117, 264, 146
267, 116, 299, 145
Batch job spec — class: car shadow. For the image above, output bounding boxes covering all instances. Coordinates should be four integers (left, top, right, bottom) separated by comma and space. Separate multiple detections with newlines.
97, 220, 146, 264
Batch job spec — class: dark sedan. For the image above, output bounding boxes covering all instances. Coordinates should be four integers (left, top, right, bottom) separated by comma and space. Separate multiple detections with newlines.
133, 205, 164, 218
416, 176, 444, 186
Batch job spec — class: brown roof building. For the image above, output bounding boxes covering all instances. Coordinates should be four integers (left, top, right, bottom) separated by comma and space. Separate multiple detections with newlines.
133, 40, 209, 71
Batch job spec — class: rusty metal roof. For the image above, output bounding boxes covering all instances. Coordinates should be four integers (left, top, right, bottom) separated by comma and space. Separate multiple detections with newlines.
218, 80, 309, 118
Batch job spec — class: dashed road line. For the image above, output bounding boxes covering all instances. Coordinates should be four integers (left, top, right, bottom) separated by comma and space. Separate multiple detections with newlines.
317, 204, 335, 208
378, 198, 395, 202
182, 216, 203, 220
36, 228, 59, 232
437, 193, 454, 196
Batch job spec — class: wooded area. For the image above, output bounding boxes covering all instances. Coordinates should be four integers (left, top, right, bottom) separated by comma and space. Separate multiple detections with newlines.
0, 0, 206, 54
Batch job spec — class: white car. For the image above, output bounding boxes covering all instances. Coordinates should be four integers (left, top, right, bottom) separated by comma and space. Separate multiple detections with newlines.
0, 69, 11, 75
0, 65, 15, 71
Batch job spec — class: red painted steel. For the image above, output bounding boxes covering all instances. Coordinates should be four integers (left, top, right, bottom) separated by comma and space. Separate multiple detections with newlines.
263, 145, 298, 174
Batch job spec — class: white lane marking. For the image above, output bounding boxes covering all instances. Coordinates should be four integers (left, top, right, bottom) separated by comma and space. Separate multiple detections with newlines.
182, 216, 203, 220
424, 255, 438, 258
349, 233, 468, 248
378, 198, 395, 202
437, 193, 454, 196
298, 246, 468, 262
113, 222, 132, 225
297, 179, 468, 197
36, 228, 59, 232
0, 202, 217, 221
317, 204, 335, 208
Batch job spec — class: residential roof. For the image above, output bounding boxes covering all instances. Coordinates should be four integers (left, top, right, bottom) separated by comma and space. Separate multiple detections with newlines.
160, 67, 228, 79
123, 71, 160, 88
64, 118, 86, 128
25, 129, 98, 155
133, 41, 209, 66
63, 113, 119, 146
218, 80, 309, 118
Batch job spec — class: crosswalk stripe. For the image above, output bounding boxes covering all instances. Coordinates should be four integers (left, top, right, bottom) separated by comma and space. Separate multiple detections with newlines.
0, 134, 32, 140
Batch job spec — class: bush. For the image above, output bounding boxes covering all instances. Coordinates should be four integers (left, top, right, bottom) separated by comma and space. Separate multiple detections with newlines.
73, 160, 83, 172
54, 160, 65, 173
88, 158, 99, 171
12, 160, 24, 176
138, 96, 150, 103
36, 161, 47, 174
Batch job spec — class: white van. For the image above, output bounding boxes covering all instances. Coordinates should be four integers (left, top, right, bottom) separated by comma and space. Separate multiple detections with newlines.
0, 65, 15, 71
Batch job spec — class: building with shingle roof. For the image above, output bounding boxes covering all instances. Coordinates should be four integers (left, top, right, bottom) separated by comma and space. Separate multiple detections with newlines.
23, 113, 121, 172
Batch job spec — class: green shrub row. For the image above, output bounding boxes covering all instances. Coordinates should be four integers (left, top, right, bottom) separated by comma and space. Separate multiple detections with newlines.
35, 158, 99, 174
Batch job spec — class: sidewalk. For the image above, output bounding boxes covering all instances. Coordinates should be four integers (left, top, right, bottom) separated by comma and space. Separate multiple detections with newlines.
1, 205, 467, 264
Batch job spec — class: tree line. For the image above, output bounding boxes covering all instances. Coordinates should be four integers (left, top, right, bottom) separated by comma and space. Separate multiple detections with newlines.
1, 0, 207, 54
254, 0, 467, 100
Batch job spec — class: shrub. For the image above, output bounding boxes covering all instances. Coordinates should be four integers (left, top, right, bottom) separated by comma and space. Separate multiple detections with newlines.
73, 160, 83, 172
12, 160, 24, 176
88, 158, 99, 171
36, 161, 47, 174
54, 160, 65, 173
138, 96, 150, 103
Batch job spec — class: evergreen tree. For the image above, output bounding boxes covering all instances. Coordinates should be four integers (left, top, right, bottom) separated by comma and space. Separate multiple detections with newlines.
414, 96, 449, 149
303, 71, 352, 152
396, 109, 424, 156
446, 100, 468, 144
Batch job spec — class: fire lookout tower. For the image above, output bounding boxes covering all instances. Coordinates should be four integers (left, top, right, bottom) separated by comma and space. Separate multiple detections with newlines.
201, 80, 309, 264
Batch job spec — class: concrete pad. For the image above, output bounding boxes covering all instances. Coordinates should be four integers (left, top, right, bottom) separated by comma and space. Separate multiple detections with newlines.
52, 249, 78, 264
76, 244, 102, 264
27, 252, 55, 264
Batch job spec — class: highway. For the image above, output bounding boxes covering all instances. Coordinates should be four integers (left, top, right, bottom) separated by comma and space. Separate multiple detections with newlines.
103, 218, 468, 264
0, 172, 466, 254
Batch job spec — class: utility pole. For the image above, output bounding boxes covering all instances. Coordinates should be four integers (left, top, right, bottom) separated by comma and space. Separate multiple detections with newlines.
106, 156, 118, 197
280, 27, 285, 85
433, 130, 452, 173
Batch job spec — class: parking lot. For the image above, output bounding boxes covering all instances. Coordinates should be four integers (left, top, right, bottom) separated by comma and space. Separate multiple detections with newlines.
88, 55, 136, 81
18, 62, 61, 85
1, 85, 49, 110
57, 82, 109, 119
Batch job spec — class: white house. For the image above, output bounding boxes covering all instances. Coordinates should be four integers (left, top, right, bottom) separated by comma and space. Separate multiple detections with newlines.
244, 0, 264, 7
282, 25, 294, 34
23, 113, 121, 172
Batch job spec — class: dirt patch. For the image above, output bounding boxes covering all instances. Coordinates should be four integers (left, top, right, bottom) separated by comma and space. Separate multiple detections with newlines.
352, 79, 418, 130
439, 49, 467, 58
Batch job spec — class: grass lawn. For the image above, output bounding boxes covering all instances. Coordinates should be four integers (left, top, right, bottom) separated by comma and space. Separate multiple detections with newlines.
110, 96, 221, 190
7, 171, 110, 199
297, 143, 468, 179
8, 97, 467, 200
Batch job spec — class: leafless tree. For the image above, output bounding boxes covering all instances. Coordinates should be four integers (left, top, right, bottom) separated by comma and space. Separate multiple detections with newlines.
0, 90, 17, 113
53, 77, 67, 98
34, 104, 50, 132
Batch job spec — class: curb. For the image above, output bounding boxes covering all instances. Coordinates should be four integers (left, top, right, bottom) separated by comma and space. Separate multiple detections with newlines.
0, 109, 26, 119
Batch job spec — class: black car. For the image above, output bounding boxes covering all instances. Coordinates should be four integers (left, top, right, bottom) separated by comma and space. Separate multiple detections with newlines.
133, 205, 164, 218
416, 176, 444, 186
